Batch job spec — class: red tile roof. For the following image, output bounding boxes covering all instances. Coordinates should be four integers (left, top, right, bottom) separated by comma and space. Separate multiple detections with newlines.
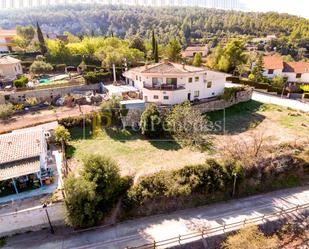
284, 61, 309, 74
263, 56, 284, 70
0, 29, 17, 37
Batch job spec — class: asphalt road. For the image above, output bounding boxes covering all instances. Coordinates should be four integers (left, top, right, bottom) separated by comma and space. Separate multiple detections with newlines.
4, 186, 309, 249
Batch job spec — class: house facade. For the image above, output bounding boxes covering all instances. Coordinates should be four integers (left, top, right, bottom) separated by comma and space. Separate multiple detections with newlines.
0, 129, 48, 195
123, 61, 228, 105
0, 55, 23, 81
262, 55, 309, 84
0, 29, 17, 53
181, 45, 209, 59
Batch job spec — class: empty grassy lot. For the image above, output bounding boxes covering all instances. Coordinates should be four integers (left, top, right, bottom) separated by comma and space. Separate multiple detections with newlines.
68, 100, 309, 176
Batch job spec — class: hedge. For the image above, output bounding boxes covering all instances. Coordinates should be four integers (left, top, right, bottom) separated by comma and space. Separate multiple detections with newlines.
53, 64, 66, 72
58, 113, 95, 128
304, 93, 309, 99
83, 71, 112, 84
13, 76, 29, 88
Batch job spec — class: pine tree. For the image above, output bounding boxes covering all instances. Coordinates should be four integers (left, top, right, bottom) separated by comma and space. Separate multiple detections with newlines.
154, 41, 159, 63
36, 22, 47, 55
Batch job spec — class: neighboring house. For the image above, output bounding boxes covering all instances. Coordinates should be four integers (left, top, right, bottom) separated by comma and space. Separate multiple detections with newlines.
0, 29, 17, 53
123, 61, 228, 105
181, 45, 209, 59
45, 33, 69, 43
262, 55, 309, 83
0, 55, 23, 81
0, 129, 49, 195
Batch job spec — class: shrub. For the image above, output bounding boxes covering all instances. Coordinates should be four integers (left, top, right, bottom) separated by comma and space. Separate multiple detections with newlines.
0, 103, 14, 119
30, 60, 53, 75
226, 76, 240, 83
54, 125, 71, 145
53, 64, 66, 72
25, 97, 38, 106
100, 97, 128, 127
304, 93, 309, 99
13, 76, 29, 88
140, 104, 163, 138
83, 71, 111, 84
58, 113, 94, 128
220, 86, 245, 101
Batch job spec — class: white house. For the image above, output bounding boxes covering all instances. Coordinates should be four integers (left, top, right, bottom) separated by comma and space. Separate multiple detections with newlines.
0, 29, 17, 53
262, 55, 309, 84
123, 61, 228, 105
0, 55, 23, 81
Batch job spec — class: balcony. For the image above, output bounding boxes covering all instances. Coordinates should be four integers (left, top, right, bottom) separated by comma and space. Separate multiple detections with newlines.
143, 83, 185, 91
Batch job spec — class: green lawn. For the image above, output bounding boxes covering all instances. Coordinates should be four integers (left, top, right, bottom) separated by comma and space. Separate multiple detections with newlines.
68, 127, 206, 176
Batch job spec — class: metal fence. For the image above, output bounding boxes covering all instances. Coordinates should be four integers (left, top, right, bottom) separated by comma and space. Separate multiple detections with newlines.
127, 202, 309, 249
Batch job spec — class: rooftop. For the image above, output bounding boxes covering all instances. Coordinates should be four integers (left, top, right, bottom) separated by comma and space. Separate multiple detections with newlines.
0, 55, 21, 65
126, 62, 206, 75
0, 29, 17, 37
284, 61, 309, 74
0, 129, 44, 164
263, 55, 284, 70
263, 55, 309, 73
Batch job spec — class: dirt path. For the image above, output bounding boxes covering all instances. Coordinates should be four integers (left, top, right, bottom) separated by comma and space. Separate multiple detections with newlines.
0, 105, 97, 134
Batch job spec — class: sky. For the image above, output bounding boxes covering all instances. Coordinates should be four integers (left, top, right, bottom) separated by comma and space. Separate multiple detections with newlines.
241, 0, 309, 19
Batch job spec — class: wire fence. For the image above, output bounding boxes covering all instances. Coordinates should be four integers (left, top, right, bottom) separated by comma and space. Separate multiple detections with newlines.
127, 202, 309, 249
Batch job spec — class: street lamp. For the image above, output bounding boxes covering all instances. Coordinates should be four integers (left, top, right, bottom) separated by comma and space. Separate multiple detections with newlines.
43, 203, 54, 234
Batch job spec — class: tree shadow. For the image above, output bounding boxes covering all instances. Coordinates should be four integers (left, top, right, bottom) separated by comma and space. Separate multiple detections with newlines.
205, 100, 266, 135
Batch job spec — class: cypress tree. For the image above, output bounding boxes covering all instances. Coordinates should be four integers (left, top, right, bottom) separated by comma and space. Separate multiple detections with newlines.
151, 30, 156, 57
36, 22, 47, 55
154, 41, 159, 63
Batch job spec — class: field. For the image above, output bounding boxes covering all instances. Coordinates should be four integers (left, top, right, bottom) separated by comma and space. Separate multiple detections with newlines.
68, 101, 309, 177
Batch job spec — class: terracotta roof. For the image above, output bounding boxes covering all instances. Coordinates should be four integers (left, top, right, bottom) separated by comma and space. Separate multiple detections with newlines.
0, 29, 17, 37
0, 130, 44, 164
0, 56, 21, 65
263, 56, 284, 70
127, 62, 206, 74
284, 61, 309, 74
0, 157, 40, 181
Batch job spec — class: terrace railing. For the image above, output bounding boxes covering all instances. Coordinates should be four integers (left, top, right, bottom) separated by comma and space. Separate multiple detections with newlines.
143, 83, 185, 91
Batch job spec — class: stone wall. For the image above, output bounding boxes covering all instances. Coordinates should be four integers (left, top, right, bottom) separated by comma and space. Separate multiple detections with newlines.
0, 83, 100, 104
0, 202, 65, 237
192, 88, 253, 112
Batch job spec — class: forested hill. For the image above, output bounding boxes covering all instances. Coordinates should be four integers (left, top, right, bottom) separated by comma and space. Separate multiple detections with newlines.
0, 5, 308, 44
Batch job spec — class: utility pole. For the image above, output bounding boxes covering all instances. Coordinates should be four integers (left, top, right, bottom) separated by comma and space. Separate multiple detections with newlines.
232, 173, 238, 197
43, 203, 54, 234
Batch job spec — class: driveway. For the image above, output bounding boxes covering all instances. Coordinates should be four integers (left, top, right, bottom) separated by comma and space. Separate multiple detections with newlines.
3, 186, 309, 249
225, 83, 309, 112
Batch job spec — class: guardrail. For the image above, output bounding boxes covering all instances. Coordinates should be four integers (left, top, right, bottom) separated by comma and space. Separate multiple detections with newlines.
127, 203, 309, 249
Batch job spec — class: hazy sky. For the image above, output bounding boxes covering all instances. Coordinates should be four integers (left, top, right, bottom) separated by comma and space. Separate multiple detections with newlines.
241, 0, 309, 18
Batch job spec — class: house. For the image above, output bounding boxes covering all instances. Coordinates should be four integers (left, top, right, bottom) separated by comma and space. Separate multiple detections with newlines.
262, 55, 309, 83
0, 128, 49, 195
181, 45, 209, 59
123, 61, 228, 105
0, 29, 17, 53
0, 55, 23, 82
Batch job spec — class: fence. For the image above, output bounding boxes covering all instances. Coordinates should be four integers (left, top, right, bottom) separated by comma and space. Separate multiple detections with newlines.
128, 202, 309, 249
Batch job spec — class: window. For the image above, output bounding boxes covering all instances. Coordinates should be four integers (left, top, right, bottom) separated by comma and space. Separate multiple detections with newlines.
268, 69, 274, 74
194, 91, 200, 98
166, 78, 177, 85
152, 77, 163, 86
195, 76, 199, 82
163, 96, 169, 100
296, 73, 302, 79
139, 76, 142, 81
207, 81, 212, 88
188, 77, 193, 83
153, 95, 159, 99
136, 75, 138, 80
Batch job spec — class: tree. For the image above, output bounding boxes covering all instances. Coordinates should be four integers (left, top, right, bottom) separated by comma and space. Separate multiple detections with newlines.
222, 226, 278, 249
64, 175, 99, 228
154, 40, 159, 63
129, 35, 146, 53
0, 104, 14, 119
140, 104, 163, 138
192, 52, 202, 67
55, 125, 71, 145
250, 55, 264, 82
271, 75, 287, 88
13, 76, 28, 88
100, 96, 128, 127
151, 30, 156, 57
36, 22, 48, 55
29, 60, 53, 75
166, 39, 182, 62
165, 102, 210, 148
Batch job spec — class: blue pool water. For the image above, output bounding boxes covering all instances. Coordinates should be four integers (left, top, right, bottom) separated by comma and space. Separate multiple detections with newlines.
39, 79, 50, 84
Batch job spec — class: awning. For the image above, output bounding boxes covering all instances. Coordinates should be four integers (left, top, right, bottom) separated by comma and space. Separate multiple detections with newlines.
104, 84, 139, 95
0, 157, 41, 181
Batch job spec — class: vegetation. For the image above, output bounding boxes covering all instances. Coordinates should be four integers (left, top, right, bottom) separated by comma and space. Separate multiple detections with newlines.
100, 97, 128, 127
29, 60, 53, 75
83, 71, 111, 84
220, 86, 246, 101
222, 226, 278, 249
0, 104, 14, 119
36, 22, 48, 55
192, 52, 202, 67
64, 155, 128, 227
140, 104, 163, 138
166, 39, 182, 62
55, 125, 71, 145
13, 76, 29, 88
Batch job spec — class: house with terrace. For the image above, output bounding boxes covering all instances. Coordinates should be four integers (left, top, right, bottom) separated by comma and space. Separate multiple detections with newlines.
123, 61, 229, 105
0, 129, 49, 196
0, 55, 23, 82
262, 55, 309, 84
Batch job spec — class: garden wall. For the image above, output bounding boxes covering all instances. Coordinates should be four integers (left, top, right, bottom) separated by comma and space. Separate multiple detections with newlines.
0, 202, 65, 237
192, 88, 253, 112
0, 83, 101, 104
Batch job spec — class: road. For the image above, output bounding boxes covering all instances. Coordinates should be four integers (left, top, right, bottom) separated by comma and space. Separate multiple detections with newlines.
3, 186, 309, 249
225, 83, 309, 112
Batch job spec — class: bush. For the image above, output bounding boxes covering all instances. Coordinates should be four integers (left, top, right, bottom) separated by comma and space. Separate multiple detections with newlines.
53, 64, 66, 72
29, 60, 53, 75
13, 76, 29, 88
0, 103, 14, 119
83, 71, 111, 84
226, 76, 240, 83
304, 93, 309, 99
140, 104, 163, 138
58, 113, 94, 128
220, 86, 245, 101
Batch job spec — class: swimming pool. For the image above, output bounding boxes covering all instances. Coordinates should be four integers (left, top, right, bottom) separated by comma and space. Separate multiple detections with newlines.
39, 79, 50, 84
